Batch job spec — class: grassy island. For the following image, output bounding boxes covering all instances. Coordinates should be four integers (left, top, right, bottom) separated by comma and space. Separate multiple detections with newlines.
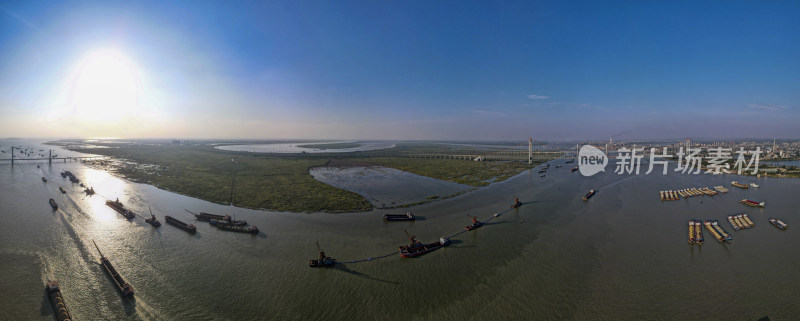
70, 142, 543, 212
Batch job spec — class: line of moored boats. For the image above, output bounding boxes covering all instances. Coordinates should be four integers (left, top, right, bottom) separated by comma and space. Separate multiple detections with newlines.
689, 214, 788, 245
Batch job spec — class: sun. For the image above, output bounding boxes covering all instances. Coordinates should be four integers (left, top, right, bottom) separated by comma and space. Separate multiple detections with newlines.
71, 49, 141, 121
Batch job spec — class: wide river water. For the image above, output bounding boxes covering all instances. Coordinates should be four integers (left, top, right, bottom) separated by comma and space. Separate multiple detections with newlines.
1, 139, 799, 320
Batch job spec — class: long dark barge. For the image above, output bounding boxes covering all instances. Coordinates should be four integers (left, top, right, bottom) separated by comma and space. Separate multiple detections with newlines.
209, 219, 259, 234
165, 216, 196, 233
398, 231, 449, 258
383, 212, 415, 221
106, 199, 136, 219
186, 210, 248, 225
92, 240, 135, 297
45, 280, 73, 321
49, 198, 58, 210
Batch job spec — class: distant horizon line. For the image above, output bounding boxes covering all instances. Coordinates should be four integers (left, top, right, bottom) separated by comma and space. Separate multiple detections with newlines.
3, 136, 798, 144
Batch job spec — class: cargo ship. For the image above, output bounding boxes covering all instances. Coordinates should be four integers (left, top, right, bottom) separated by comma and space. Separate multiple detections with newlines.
209, 219, 259, 234
399, 232, 450, 258
583, 189, 595, 201
694, 221, 703, 244
309, 242, 336, 267
727, 215, 741, 230
105, 199, 136, 219
165, 216, 196, 233
703, 220, 724, 243
688, 220, 695, 245
713, 186, 729, 193
731, 181, 749, 189
712, 221, 733, 241
739, 199, 765, 207
741, 214, 754, 227
769, 218, 788, 230
383, 212, 415, 221
465, 216, 484, 231
45, 280, 73, 321
92, 240, 135, 297
187, 210, 248, 225
49, 198, 58, 210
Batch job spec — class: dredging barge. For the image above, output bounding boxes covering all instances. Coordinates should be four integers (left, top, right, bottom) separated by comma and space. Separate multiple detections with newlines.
209, 219, 259, 234
511, 195, 522, 208
145, 207, 161, 227
45, 280, 73, 321
465, 216, 484, 231
165, 215, 196, 233
383, 212, 415, 221
186, 210, 248, 225
106, 199, 136, 219
398, 230, 449, 258
309, 242, 336, 267
92, 240, 135, 297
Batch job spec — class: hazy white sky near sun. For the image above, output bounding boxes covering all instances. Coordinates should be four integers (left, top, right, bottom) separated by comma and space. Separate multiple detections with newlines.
1, 1, 799, 141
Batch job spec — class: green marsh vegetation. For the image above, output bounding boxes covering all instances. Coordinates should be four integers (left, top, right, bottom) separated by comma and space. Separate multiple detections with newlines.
71, 141, 546, 212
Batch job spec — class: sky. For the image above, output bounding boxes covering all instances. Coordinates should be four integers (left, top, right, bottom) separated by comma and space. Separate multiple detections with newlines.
0, 1, 799, 141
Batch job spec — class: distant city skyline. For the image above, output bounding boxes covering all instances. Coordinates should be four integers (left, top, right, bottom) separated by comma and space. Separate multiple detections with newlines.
1, 1, 799, 140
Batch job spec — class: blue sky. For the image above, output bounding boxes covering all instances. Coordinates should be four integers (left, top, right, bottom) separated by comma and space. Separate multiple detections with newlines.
0, 1, 798, 141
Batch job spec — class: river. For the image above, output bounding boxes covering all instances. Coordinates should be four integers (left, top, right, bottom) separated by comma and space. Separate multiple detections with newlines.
1, 139, 799, 320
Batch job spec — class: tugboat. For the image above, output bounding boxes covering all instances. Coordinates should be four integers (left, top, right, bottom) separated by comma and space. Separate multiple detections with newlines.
92, 240, 135, 297
145, 206, 161, 227
309, 242, 336, 267
739, 199, 765, 207
59, 187, 66, 194
42, 176, 47, 182
464, 215, 484, 231
209, 219, 259, 234
105, 198, 136, 219
165, 215, 196, 233
383, 212, 415, 221
583, 189, 596, 201
398, 230, 449, 258
511, 195, 522, 208
84, 187, 95, 195
45, 280, 73, 321
49, 198, 58, 210
769, 218, 788, 230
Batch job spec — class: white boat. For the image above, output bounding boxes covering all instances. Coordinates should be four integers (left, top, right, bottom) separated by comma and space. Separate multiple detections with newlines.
750, 183, 759, 188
